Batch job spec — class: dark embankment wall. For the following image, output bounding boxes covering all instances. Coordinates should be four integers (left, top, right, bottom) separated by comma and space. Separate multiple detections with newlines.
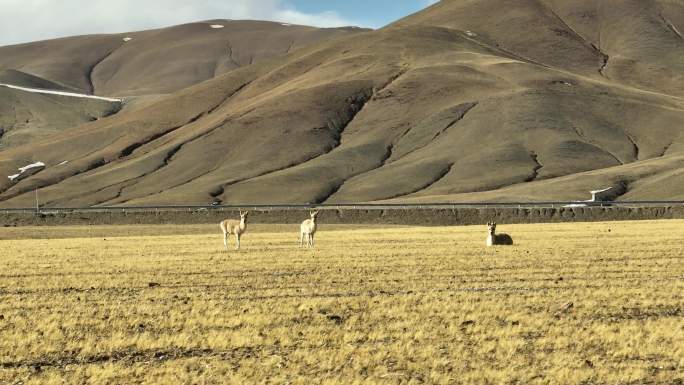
1, 206, 683, 227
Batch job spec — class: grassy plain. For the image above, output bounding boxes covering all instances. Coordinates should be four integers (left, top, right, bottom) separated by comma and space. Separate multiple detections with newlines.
0, 221, 682, 384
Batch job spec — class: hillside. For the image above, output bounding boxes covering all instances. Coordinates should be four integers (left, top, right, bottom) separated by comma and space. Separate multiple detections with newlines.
0, 21, 365, 157
0, 70, 121, 149
0, 69, 78, 92
0, 0, 682, 207
0, 20, 366, 96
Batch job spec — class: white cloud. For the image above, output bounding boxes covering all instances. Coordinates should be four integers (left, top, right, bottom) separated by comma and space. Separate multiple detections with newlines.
0, 0, 361, 46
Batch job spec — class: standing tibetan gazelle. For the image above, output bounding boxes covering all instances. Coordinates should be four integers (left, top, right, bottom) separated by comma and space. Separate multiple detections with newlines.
220, 211, 249, 250
486, 222, 513, 246
300, 210, 319, 248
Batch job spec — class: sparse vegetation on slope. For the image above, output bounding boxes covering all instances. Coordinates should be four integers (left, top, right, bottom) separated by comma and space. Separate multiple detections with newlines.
0, 73, 121, 149
0, 21, 367, 96
0, 1, 683, 206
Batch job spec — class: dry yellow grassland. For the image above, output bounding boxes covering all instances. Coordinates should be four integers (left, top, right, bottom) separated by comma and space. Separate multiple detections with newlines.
0, 221, 682, 384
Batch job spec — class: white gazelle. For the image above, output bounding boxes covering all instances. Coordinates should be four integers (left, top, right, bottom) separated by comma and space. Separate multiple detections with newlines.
300, 210, 319, 248
220, 211, 249, 250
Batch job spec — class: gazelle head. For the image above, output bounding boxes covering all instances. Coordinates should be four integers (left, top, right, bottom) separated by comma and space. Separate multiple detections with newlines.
310, 210, 319, 221
487, 222, 497, 235
239, 210, 249, 222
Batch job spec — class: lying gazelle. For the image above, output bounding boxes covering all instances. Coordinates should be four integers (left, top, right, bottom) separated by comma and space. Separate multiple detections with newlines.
486, 222, 513, 246
300, 210, 319, 248
220, 211, 249, 250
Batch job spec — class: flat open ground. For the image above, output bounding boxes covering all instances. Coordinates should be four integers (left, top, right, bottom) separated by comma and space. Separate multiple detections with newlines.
0, 221, 682, 384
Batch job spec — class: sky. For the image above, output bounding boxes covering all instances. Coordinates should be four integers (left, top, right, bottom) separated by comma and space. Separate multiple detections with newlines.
0, 0, 439, 46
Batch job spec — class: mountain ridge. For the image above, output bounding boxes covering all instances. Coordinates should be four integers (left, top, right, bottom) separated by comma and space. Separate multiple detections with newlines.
0, 0, 682, 207
0, 20, 368, 96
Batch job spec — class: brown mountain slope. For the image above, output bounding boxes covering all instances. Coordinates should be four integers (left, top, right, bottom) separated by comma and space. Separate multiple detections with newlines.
0, 0, 682, 207
0, 70, 121, 149
0, 20, 367, 96
0, 69, 78, 92
396, 0, 684, 96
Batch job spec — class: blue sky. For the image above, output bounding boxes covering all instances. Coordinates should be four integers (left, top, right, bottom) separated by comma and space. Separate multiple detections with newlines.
0, 0, 437, 46
288, 0, 436, 28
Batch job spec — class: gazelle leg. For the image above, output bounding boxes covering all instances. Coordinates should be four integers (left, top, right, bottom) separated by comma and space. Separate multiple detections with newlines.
236, 233, 241, 250
311, 233, 315, 248
223, 232, 228, 250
